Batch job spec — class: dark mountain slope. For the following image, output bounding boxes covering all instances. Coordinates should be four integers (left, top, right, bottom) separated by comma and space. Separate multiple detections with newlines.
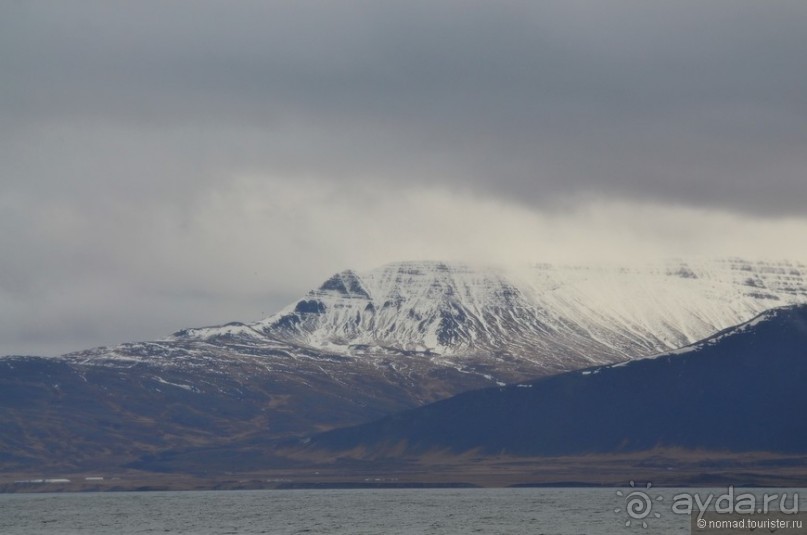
0, 347, 487, 472
309, 305, 807, 456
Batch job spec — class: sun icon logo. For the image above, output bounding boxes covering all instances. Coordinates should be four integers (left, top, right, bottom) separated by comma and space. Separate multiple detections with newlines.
614, 481, 663, 528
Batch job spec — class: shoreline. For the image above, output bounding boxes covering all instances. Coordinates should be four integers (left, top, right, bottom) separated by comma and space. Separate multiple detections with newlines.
4, 450, 806, 493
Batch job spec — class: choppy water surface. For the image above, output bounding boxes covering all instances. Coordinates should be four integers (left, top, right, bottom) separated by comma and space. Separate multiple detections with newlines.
0, 487, 702, 534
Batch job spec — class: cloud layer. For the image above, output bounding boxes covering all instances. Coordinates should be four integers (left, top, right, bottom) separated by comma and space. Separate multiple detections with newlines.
2, 1, 806, 354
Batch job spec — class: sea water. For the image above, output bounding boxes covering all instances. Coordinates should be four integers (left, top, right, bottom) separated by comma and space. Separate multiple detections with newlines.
0, 487, 710, 534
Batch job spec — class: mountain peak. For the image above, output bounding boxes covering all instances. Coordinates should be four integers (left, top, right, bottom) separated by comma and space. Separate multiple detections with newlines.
317, 270, 370, 298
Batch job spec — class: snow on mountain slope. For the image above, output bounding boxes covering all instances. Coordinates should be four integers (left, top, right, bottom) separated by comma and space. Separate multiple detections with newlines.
245, 258, 807, 370
46, 257, 807, 382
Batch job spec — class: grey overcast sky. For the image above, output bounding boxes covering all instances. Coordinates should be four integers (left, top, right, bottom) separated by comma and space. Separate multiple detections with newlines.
2, 0, 807, 356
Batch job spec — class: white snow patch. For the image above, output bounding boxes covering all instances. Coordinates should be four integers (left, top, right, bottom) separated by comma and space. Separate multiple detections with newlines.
153, 376, 195, 391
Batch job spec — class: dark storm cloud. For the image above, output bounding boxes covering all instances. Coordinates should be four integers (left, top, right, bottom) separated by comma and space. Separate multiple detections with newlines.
3, 0, 806, 214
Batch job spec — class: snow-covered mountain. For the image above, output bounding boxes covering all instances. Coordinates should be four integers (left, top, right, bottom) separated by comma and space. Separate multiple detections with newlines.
181, 258, 807, 374
2, 258, 806, 472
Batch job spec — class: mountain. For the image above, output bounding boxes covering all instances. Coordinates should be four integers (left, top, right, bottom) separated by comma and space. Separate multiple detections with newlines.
1, 258, 806, 472
251, 258, 807, 371
307, 305, 807, 457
